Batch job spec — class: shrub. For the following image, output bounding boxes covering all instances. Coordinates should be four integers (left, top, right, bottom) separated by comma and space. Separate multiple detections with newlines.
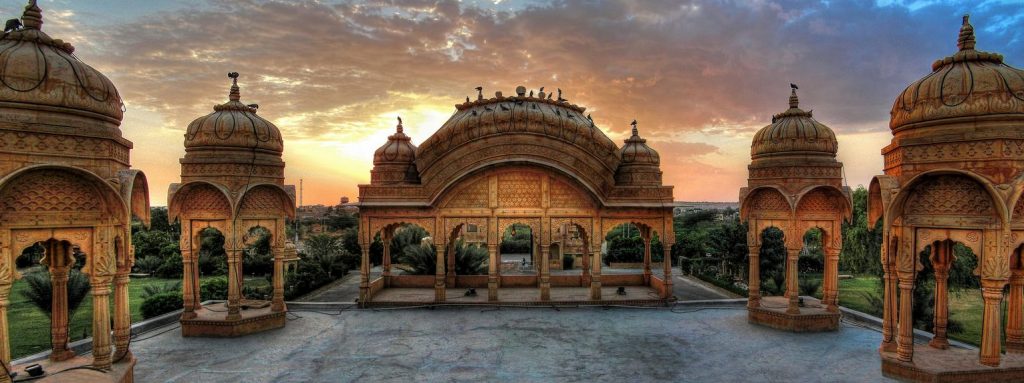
284, 261, 331, 300
396, 244, 436, 275
134, 256, 163, 275
155, 252, 183, 278
201, 277, 229, 300
141, 281, 181, 300
140, 292, 183, 319
798, 278, 821, 296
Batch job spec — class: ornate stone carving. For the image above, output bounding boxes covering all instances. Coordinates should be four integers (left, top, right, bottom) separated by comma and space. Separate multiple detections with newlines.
905, 175, 995, 217
0, 170, 102, 212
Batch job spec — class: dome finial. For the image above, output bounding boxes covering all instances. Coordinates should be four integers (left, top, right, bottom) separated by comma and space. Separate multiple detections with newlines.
228, 72, 240, 102
396, 116, 404, 134
21, 0, 42, 30
957, 14, 976, 51
789, 83, 799, 108
630, 119, 639, 137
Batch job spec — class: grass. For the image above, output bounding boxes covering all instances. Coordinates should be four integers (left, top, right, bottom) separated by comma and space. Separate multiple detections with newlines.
813, 275, 991, 346
7, 274, 271, 359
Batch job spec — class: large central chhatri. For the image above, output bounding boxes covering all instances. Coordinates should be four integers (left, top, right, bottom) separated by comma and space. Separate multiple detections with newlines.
357, 87, 675, 306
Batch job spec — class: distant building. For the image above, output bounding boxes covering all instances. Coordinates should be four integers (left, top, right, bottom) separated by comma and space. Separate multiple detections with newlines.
672, 201, 739, 218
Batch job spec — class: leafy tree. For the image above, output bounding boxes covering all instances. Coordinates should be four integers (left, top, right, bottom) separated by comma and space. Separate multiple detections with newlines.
242, 227, 273, 276
15, 243, 44, 269
197, 228, 227, 276
759, 227, 787, 295
500, 224, 533, 254
840, 186, 883, 275
304, 234, 349, 279
19, 270, 91, 322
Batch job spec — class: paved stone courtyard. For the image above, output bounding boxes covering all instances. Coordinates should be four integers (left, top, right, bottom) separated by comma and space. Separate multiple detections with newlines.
131, 306, 892, 382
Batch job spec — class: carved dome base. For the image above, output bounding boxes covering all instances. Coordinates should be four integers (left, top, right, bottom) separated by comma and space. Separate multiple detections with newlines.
180, 303, 285, 338
747, 296, 840, 332
881, 346, 1024, 383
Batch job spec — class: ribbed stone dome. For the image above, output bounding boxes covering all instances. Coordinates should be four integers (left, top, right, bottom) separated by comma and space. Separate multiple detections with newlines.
184, 74, 283, 154
620, 121, 659, 165
415, 87, 621, 175
890, 15, 1024, 130
0, 1, 122, 121
373, 117, 417, 165
751, 87, 838, 159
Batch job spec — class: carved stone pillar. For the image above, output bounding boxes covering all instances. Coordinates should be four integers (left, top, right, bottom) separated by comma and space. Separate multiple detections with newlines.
823, 247, 839, 312
359, 245, 370, 306
896, 278, 915, 363
785, 248, 800, 314
747, 245, 761, 308
881, 243, 898, 352
446, 236, 457, 287
271, 246, 285, 312
181, 247, 197, 319
581, 245, 591, 287
642, 235, 652, 285
930, 242, 951, 349
91, 277, 113, 369
48, 243, 74, 361
488, 244, 498, 301
1007, 272, 1024, 353
661, 246, 673, 299
434, 243, 445, 302
540, 245, 550, 301
226, 249, 241, 320
113, 270, 132, 363
382, 231, 392, 288
979, 279, 1007, 367
590, 244, 602, 300
0, 282, 11, 383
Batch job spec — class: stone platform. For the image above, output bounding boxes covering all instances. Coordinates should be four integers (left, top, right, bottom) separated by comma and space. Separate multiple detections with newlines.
366, 286, 667, 307
881, 346, 1024, 383
748, 296, 840, 332
180, 302, 285, 337
10, 356, 135, 383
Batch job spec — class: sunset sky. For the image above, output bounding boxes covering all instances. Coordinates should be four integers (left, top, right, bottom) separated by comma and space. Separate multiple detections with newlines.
8, 0, 1022, 206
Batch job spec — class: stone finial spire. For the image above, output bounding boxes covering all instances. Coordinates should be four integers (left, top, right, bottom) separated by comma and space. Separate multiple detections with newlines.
22, 0, 42, 30
789, 83, 799, 108
630, 119, 639, 137
957, 14, 976, 51
228, 72, 240, 101
396, 116, 404, 134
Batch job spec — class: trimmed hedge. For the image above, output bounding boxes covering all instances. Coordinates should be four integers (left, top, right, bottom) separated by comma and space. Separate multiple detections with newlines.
694, 273, 748, 297
140, 292, 183, 319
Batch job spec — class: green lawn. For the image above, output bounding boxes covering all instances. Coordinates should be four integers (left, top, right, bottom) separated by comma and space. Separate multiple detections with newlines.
7, 274, 271, 359
810, 275, 991, 346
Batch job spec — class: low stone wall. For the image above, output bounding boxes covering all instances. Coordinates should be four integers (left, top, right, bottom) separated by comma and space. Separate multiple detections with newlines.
601, 274, 644, 286
390, 275, 435, 288
454, 275, 487, 288
369, 277, 385, 296
551, 274, 584, 287
501, 275, 538, 287
608, 262, 663, 269
651, 275, 666, 295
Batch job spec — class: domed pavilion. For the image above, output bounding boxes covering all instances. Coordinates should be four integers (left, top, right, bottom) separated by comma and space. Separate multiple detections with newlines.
0, 1, 150, 381
739, 85, 852, 332
357, 87, 675, 306
167, 73, 296, 337
868, 15, 1024, 381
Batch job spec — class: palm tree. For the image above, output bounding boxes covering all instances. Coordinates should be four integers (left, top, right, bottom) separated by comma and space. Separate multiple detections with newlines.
397, 244, 436, 275
20, 270, 92, 322
304, 234, 346, 278
453, 239, 487, 275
